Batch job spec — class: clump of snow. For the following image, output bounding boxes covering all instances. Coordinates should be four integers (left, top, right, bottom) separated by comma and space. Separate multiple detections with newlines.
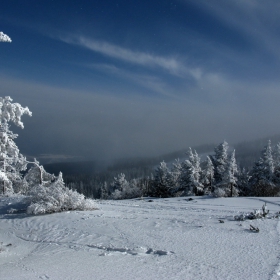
0, 32, 12, 43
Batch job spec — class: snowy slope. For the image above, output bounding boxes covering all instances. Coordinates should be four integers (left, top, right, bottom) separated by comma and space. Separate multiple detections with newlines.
1, 196, 280, 280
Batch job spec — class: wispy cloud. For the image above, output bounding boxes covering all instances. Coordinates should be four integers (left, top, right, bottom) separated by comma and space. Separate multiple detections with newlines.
184, 0, 280, 60
61, 35, 203, 80
87, 63, 180, 97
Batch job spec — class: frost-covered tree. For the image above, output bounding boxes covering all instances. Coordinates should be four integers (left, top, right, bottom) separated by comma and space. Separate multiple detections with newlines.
220, 150, 239, 197
0, 32, 12, 43
152, 161, 173, 197
187, 148, 201, 184
237, 168, 251, 196
109, 173, 130, 199
24, 163, 55, 192
111, 173, 129, 192
98, 181, 108, 199
250, 140, 277, 196
273, 142, 280, 186
180, 159, 203, 196
126, 178, 142, 198
168, 159, 182, 195
201, 156, 214, 193
0, 96, 32, 194
212, 141, 229, 184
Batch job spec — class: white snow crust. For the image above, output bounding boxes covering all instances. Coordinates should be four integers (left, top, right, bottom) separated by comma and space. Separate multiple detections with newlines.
1, 196, 280, 279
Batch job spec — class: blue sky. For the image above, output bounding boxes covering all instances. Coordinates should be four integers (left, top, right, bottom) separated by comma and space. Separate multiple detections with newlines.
1, 0, 280, 163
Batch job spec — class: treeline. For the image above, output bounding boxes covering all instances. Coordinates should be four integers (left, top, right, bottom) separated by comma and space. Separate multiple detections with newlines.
83, 140, 280, 199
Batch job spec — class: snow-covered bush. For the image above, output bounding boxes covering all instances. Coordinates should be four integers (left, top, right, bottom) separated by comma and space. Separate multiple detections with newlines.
26, 172, 96, 215
234, 203, 270, 221
212, 187, 226, 198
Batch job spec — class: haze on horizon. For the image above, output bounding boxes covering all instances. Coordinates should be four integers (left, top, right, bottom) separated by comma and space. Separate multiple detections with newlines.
1, 0, 280, 164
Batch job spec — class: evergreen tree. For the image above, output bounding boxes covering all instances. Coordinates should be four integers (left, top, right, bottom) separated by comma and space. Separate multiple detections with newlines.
237, 168, 251, 196
212, 141, 229, 184
180, 159, 203, 196
273, 142, 280, 186
201, 156, 214, 193
152, 161, 172, 197
0, 96, 32, 194
110, 173, 130, 199
187, 148, 201, 184
250, 140, 277, 196
168, 159, 182, 195
99, 182, 108, 199
221, 150, 239, 197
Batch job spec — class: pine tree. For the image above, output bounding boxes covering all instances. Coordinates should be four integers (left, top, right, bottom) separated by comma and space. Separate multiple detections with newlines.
221, 150, 239, 197
187, 148, 201, 184
237, 168, 251, 196
212, 141, 229, 184
201, 156, 214, 193
0, 96, 32, 194
250, 140, 277, 196
273, 142, 280, 186
99, 182, 108, 199
110, 173, 130, 199
180, 159, 203, 196
152, 161, 172, 197
168, 159, 182, 195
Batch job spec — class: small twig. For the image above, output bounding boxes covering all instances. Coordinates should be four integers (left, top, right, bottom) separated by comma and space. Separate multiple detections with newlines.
250, 224, 259, 232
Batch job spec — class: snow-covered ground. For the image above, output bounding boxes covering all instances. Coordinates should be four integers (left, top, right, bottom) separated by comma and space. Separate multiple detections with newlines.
1, 196, 280, 280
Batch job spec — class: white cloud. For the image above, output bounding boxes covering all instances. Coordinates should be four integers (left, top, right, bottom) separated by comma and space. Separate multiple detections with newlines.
87, 63, 178, 97
61, 36, 202, 80
183, 0, 280, 61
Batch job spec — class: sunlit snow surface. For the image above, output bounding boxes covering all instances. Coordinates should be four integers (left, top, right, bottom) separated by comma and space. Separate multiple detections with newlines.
1, 196, 280, 279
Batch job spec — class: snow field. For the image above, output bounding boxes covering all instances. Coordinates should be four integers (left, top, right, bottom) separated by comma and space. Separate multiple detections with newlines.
1, 196, 280, 279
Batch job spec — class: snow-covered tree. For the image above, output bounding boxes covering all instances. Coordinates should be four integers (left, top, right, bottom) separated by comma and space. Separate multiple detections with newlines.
109, 173, 131, 199
179, 159, 203, 196
273, 142, 280, 186
212, 141, 229, 184
201, 156, 214, 193
168, 159, 182, 195
152, 161, 173, 197
0, 32, 12, 43
187, 148, 201, 184
237, 168, 251, 196
24, 163, 55, 192
111, 173, 129, 192
220, 150, 239, 197
126, 178, 142, 198
98, 182, 108, 199
0, 96, 32, 194
250, 140, 277, 196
